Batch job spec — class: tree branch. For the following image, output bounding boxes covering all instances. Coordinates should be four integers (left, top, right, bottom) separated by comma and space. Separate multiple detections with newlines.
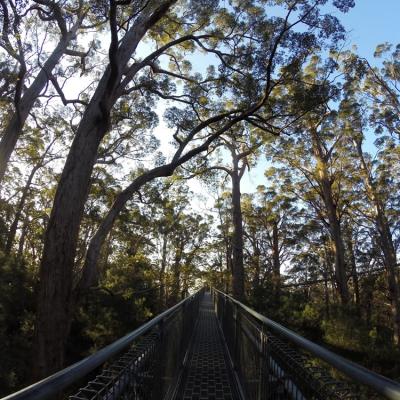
49, 73, 88, 106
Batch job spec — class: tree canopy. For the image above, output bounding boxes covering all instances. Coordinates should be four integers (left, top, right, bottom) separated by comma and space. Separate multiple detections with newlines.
2, 0, 400, 395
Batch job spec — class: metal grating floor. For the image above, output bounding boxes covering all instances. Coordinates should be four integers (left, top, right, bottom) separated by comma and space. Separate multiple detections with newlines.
176, 292, 239, 400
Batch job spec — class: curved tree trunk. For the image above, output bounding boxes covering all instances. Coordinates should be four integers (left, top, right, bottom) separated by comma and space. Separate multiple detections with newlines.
77, 116, 248, 295
79, 164, 177, 292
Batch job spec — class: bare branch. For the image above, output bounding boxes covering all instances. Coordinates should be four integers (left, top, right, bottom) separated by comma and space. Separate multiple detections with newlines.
49, 73, 88, 106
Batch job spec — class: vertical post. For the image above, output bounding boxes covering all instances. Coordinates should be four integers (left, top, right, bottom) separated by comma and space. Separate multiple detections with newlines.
152, 318, 165, 400
257, 324, 267, 400
179, 301, 187, 366
233, 302, 239, 368
222, 293, 227, 330
216, 290, 221, 322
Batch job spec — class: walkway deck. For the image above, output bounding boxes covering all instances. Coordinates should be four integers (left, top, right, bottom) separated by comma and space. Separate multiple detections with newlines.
176, 292, 239, 400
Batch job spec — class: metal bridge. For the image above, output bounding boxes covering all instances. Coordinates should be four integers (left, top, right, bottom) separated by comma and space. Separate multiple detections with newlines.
3, 288, 400, 400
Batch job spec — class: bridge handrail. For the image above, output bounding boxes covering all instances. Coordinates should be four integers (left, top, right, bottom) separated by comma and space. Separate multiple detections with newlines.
212, 287, 400, 400
2, 288, 203, 400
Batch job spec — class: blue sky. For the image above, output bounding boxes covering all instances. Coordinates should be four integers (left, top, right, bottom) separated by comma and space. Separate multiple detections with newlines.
239, 1, 400, 194
333, 1, 400, 61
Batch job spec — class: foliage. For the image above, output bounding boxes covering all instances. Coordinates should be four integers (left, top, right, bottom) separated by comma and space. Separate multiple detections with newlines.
2, 0, 400, 394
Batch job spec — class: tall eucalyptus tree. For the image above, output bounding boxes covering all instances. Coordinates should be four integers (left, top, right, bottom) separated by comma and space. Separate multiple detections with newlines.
32, 0, 354, 377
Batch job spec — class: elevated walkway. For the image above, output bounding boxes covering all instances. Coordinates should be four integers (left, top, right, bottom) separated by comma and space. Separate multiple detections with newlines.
3, 288, 400, 400
177, 292, 239, 400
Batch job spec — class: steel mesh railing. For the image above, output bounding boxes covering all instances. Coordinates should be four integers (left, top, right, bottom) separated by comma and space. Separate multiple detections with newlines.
211, 288, 400, 400
3, 288, 204, 400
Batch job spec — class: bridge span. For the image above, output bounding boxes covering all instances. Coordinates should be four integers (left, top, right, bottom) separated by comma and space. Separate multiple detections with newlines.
3, 288, 400, 400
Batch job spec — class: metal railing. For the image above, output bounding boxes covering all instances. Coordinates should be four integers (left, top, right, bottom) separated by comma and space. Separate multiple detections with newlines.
211, 287, 400, 400
3, 288, 204, 400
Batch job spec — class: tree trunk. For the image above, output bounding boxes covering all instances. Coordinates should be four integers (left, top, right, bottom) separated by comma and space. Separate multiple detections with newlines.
271, 220, 281, 302
226, 241, 233, 276
378, 217, 400, 346
33, 3, 176, 378
6, 164, 39, 254
251, 243, 261, 290
78, 164, 175, 292
34, 98, 110, 379
311, 129, 349, 304
345, 228, 360, 309
354, 137, 400, 346
159, 234, 168, 311
217, 205, 233, 288
231, 165, 245, 301
170, 242, 183, 305
17, 215, 29, 259
323, 266, 330, 318
363, 276, 374, 327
